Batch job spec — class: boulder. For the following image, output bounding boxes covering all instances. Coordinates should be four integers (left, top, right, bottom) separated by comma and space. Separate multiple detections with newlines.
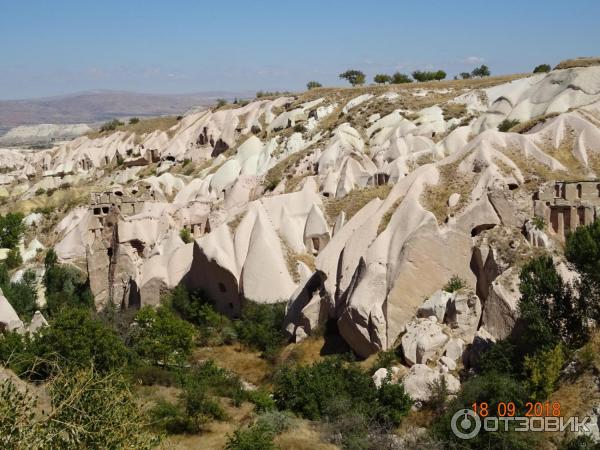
417, 290, 453, 322
448, 193, 460, 208
401, 318, 449, 366
402, 364, 460, 401
445, 289, 481, 341
480, 268, 520, 340
444, 338, 465, 361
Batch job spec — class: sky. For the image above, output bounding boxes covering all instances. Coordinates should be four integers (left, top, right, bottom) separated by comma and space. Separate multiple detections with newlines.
1, 0, 599, 100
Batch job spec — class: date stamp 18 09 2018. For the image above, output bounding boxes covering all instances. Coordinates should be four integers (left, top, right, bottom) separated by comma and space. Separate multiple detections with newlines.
450, 402, 593, 440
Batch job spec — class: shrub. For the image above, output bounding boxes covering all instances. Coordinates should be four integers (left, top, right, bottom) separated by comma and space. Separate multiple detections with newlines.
339, 70, 366, 86
532, 216, 546, 230
498, 118, 520, 132
373, 74, 392, 84
565, 220, 600, 281
181, 382, 226, 432
44, 249, 93, 316
459, 72, 472, 79
0, 268, 37, 320
306, 81, 322, 90
375, 379, 412, 426
1, 366, 158, 449
99, 119, 124, 133
524, 344, 565, 400
471, 64, 491, 78
255, 410, 294, 435
129, 117, 140, 124
370, 347, 401, 374
391, 72, 412, 84
131, 365, 178, 386
533, 64, 551, 73
292, 124, 306, 133
128, 306, 194, 367
25, 307, 130, 379
0, 212, 25, 249
443, 275, 466, 293
216, 98, 228, 108
246, 389, 276, 412
234, 302, 287, 355
149, 400, 192, 434
5, 248, 22, 269
179, 228, 192, 244
225, 423, 277, 450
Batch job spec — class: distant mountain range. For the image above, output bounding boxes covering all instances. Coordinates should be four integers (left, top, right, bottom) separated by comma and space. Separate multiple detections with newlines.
0, 89, 253, 134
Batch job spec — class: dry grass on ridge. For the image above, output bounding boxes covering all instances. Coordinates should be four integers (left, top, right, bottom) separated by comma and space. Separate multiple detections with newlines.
324, 184, 392, 224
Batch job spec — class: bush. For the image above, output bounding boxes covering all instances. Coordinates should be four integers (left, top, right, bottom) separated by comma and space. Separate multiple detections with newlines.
1, 366, 158, 449
339, 70, 366, 86
524, 344, 565, 400
498, 118, 520, 132
274, 356, 411, 428
169, 285, 237, 345
246, 389, 276, 412
100, 119, 124, 133
43, 249, 93, 316
25, 307, 130, 379
443, 275, 466, 293
149, 400, 193, 434
533, 64, 551, 74
370, 347, 401, 374
0, 212, 24, 249
292, 124, 306, 133
179, 228, 192, 244
565, 220, 600, 281
0, 267, 37, 320
306, 81, 322, 90
532, 216, 546, 230
373, 74, 392, 84
216, 98, 228, 108
391, 72, 412, 84
128, 305, 194, 367
459, 72, 472, 79
129, 117, 140, 124
225, 422, 277, 450
131, 365, 178, 386
5, 248, 22, 269
234, 302, 287, 355
255, 410, 293, 434
181, 381, 226, 432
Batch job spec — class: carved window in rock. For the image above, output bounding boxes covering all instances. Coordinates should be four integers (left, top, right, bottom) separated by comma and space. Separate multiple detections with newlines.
577, 184, 582, 199
312, 237, 320, 252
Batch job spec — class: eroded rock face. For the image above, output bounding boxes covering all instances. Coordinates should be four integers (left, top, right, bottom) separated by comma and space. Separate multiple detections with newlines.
402, 364, 460, 401
401, 318, 449, 367
480, 268, 520, 340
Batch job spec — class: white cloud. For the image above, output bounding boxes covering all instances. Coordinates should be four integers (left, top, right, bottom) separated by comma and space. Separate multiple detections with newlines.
463, 56, 484, 65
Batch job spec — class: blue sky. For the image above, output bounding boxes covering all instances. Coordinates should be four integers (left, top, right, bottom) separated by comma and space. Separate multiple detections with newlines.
1, 0, 599, 99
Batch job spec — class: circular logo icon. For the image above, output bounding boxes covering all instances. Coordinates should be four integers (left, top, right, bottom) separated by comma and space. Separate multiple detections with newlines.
451, 408, 481, 440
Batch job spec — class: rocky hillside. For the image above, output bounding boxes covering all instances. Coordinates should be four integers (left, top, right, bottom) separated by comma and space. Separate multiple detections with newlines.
2, 59, 600, 405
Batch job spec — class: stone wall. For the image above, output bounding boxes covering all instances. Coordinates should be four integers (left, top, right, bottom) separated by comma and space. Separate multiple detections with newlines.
535, 181, 600, 238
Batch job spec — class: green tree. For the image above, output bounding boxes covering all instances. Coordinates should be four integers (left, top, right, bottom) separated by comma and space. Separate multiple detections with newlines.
0, 212, 25, 249
43, 248, 93, 316
1, 268, 37, 319
129, 117, 140, 124
391, 72, 412, 84
339, 69, 366, 86
129, 305, 194, 366
27, 307, 129, 379
5, 248, 22, 269
498, 118, 520, 132
373, 74, 392, 84
471, 64, 491, 78
0, 366, 159, 449
234, 302, 286, 355
216, 98, 228, 108
533, 64, 551, 73
179, 227, 192, 244
524, 344, 565, 400
459, 72, 472, 79
306, 81, 322, 90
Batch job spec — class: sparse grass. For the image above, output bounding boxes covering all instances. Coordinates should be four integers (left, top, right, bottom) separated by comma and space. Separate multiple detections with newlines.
263, 148, 315, 192
280, 235, 315, 283
510, 112, 559, 134
377, 197, 403, 235
284, 175, 305, 193
555, 57, 600, 70
87, 116, 180, 140
192, 345, 272, 386
227, 212, 247, 233
441, 102, 468, 121
275, 419, 338, 450
420, 160, 474, 224
324, 185, 392, 224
